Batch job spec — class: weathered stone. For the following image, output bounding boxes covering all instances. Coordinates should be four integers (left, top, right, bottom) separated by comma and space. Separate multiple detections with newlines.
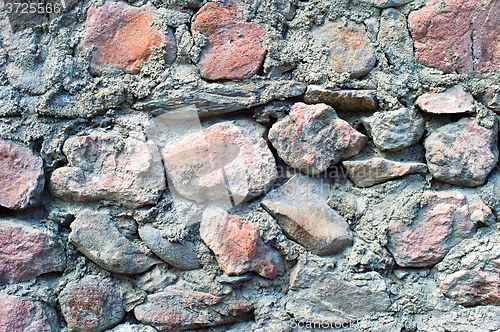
482, 85, 500, 112
109, 323, 158, 332
134, 288, 253, 331
343, 158, 428, 188
378, 8, 414, 65
0, 86, 20, 117
313, 19, 376, 78
80, 1, 176, 75
478, 168, 500, 221
59, 276, 124, 332
192, 1, 265, 80
135, 265, 177, 294
50, 134, 166, 209
304, 86, 377, 111
69, 210, 161, 275
200, 207, 276, 279
367, 0, 413, 8
0, 221, 65, 283
416, 85, 475, 114
261, 174, 353, 256
139, 225, 200, 271
408, 0, 500, 74
162, 119, 277, 205
0, 139, 44, 209
286, 262, 390, 324
387, 191, 493, 267
0, 293, 59, 331
424, 117, 498, 187
269, 102, 367, 175
362, 108, 425, 151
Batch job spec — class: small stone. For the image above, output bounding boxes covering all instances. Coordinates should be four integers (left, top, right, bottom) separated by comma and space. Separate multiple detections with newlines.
387, 191, 492, 267
261, 174, 353, 256
424, 117, 498, 187
314, 19, 376, 78
80, 1, 176, 75
269, 102, 367, 175
135, 265, 178, 294
139, 225, 200, 271
192, 1, 265, 80
50, 134, 166, 209
109, 323, 158, 332
482, 85, 500, 112
362, 107, 425, 151
200, 207, 276, 279
0, 221, 65, 283
416, 85, 475, 114
304, 86, 378, 111
134, 288, 253, 331
0, 293, 59, 331
343, 158, 428, 188
69, 210, 161, 275
367, 0, 413, 8
59, 276, 124, 332
0, 139, 44, 209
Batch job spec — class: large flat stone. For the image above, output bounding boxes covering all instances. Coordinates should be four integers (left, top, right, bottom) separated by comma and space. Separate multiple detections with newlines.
304, 86, 378, 111
416, 85, 475, 114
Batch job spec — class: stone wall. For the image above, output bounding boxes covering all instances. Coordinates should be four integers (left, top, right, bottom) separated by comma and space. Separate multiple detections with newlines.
1, 0, 500, 331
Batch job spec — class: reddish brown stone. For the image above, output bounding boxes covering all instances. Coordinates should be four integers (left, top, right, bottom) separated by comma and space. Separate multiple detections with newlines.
0, 139, 44, 210
81, 1, 176, 75
191, 1, 266, 80
200, 207, 276, 279
416, 85, 475, 114
0, 293, 59, 331
0, 221, 65, 283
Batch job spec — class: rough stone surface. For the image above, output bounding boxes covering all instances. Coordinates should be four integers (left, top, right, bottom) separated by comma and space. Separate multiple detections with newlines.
134, 288, 253, 331
482, 85, 500, 112
200, 207, 276, 279
0, 139, 44, 209
343, 158, 428, 188
192, 1, 265, 80
362, 108, 425, 151
69, 210, 161, 275
304, 86, 377, 111
262, 174, 353, 256
0, 293, 59, 331
424, 117, 498, 187
416, 85, 475, 114
80, 1, 176, 75
59, 276, 124, 332
0, 221, 65, 283
367, 0, 413, 8
378, 8, 414, 66
138, 224, 200, 271
387, 191, 493, 267
269, 102, 367, 175
109, 323, 157, 332
408, 0, 500, 74
50, 134, 166, 209
313, 19, 376, 78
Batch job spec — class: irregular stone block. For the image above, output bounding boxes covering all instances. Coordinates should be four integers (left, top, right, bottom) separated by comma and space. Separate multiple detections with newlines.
269, 102, 367, 175
0, 293, 59, 331
378, 8, 414, 65
424, 117, 498, 187
481, 85, 500, 112
200, 207, 276, 279
109, 323, 158, 332
69, 210, 161, 275
50, 134, 166, 208
262, 174, 353, 256
304, 86, 377, 111
416, 85, 475, 114
0, 139, 44, 209
367, 0, 413, 8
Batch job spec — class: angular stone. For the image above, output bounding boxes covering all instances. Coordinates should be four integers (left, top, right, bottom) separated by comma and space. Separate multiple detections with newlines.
314, 19, 376, 78
387, 191, 493, 267
0, 139, 44, 210
50, 134, 166, 209
269, 102, 367, 175
59, 276, 124, 332
408, 0, 500, 74
80, 1, 176, 75
134, 288, 253, 331
362, 107, 425, 151
191, 1, 265, 80
261, 174, 353, 256
0, 293, 59, 331
378, 8, 414, 65
200, 207, 276, 279
162, 119, 277, 205
424, 117, 498, 187
139, 224, 200, 271
69, 210, 161, 274
482, 85, 500, 112
343, 158, 428, 188
416, 85, 475, 114
0, 221, 65, 283
367, 0, 413, 8
304, 86, 378, 111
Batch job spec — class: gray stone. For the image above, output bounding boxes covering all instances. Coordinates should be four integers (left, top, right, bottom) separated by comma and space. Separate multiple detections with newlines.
482, 85, 500, 112
378, 8, 414, 66
366, 0, 413, 8
0, 86, 20, 116
135, 265, 178, 293
304, 86, 377, 111
109, 323, 157, 332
